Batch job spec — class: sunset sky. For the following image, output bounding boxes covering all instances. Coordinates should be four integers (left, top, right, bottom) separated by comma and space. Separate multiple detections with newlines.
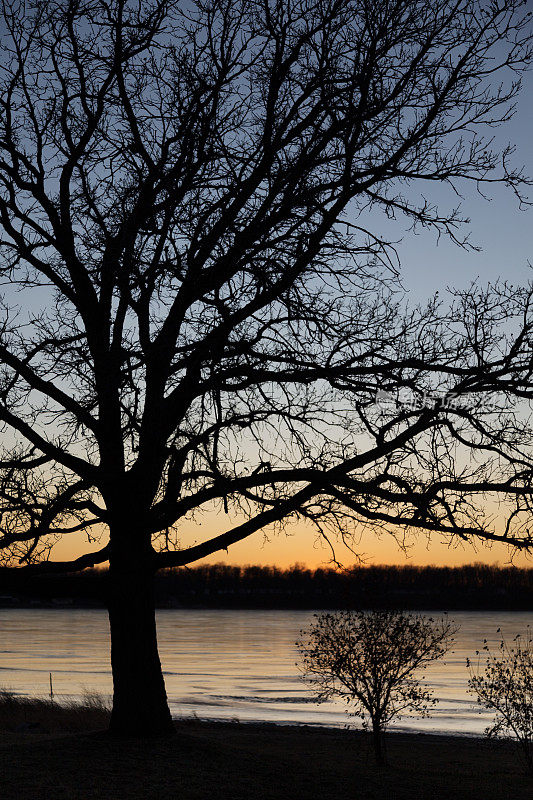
38, 65, 533, 574
52, 506, 533, 569
45, 68, 533, 573
1, 30, 530, 576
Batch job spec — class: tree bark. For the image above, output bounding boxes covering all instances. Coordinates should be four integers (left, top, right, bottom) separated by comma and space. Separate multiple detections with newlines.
106, 536, 174, 737
372, 720, 385, 766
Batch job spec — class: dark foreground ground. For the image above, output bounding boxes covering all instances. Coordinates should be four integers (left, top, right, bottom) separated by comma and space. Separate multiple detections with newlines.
1, 722, 532, 800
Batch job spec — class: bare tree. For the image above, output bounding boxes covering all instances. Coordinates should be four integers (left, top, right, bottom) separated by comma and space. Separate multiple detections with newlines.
468, 630, 533, 774
297, 610, 457, 764
0, 0, 532, 735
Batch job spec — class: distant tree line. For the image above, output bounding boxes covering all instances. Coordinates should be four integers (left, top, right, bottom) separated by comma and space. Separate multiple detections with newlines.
1, 563, 532, 610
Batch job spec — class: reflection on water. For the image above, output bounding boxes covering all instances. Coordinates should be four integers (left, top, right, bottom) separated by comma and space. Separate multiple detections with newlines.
0, 609, 531, 735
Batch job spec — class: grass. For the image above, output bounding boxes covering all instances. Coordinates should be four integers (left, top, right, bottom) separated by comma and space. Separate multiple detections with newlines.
0, 692, 531, 800
0, 688, 111, 733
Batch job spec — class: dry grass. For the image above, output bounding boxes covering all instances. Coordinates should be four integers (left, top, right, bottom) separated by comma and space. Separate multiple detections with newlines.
0, 689, 111, 733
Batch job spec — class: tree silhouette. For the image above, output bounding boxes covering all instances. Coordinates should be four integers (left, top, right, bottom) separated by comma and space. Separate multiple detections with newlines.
468, 630, 533, 774
298, 610, 456, 764
0, 0, 532, 735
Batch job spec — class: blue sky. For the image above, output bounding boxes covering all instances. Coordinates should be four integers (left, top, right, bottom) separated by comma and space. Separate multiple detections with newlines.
393, 71, 533, 300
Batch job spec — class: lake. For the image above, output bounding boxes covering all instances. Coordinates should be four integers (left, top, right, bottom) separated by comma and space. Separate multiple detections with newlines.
0, 609, 531, 735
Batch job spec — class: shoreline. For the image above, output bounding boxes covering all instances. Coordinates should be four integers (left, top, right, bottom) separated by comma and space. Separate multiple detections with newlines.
0, 688, 493, 740
170, 714, 490, 740
0, 711, 531, 799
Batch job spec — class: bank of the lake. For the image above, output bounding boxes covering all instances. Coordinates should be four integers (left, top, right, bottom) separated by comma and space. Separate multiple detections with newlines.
0, 719, 531, 800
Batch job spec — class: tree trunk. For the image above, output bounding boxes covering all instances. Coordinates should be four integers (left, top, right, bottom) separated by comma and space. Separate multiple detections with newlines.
372, 720, 385, 766
106, 540, 174, 737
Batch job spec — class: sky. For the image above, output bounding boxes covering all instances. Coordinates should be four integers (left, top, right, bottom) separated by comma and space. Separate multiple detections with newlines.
176, 68, 533, 570
54, 506, 533, 569
4, 24, 533, 572
373, 69, 533, 300
49, 70, 533, 572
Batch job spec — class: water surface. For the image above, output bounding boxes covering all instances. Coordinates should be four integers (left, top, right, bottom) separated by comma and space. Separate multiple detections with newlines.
1, 609, 530, 735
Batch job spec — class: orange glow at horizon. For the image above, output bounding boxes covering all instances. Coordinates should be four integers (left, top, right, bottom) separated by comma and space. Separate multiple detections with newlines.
52, 514, 533, 570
